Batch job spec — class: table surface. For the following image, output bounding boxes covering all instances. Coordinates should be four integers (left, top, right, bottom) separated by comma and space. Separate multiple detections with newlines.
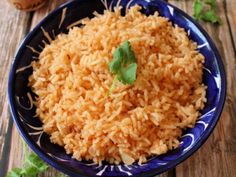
0, 0, 236, 177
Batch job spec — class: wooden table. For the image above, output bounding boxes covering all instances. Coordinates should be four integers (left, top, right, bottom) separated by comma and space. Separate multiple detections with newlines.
0, 0, 235, 176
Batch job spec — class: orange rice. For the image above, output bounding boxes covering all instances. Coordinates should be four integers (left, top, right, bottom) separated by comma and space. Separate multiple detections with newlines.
29, 6, 207, 165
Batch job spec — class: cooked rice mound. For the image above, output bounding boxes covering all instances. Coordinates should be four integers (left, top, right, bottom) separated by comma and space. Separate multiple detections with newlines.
29, 6, 206, 165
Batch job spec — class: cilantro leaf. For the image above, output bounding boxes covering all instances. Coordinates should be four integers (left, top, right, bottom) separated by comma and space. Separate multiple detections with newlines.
6, 168, 22, 177
21, 166, 38, 177
7, 150, 49, 177
25, 153, 48, 173
118, 63, 137, 84
120, 40, 136, 64
108, 47, 123, 74
204, 0, 216, 7
193, 0, 221, 24
193, 0, 203, 19
201, 10, 222, 24
108, 40, 137, 88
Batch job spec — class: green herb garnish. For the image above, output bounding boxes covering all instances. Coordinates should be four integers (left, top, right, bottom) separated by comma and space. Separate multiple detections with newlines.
193, 0, 222, 24
7, 140, 67, 177
108, 40, 137, 88
7, 152, 48, 177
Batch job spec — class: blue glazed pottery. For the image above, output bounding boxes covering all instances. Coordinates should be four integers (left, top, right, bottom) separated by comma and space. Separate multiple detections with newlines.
8, 0, 226, 176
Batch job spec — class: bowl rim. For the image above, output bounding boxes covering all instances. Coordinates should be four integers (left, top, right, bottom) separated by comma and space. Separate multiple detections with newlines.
8, 0, 226, 176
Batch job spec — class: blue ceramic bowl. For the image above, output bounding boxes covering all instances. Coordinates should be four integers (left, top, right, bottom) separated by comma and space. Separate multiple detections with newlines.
8, 0, 226, 176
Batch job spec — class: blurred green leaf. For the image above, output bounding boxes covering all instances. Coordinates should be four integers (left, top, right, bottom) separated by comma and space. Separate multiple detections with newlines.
193, 0, 221, 24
